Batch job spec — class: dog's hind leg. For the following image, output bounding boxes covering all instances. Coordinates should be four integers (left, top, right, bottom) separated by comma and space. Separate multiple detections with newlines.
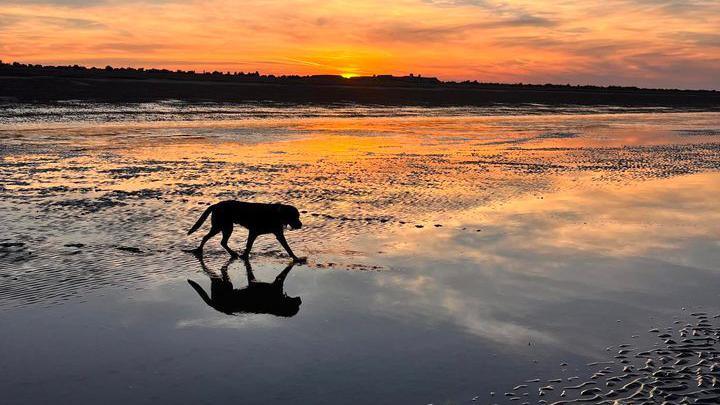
194, 226, 221, 255
220, 224, 239, 258
243, 259, 257, 283
240, 231, 258, 260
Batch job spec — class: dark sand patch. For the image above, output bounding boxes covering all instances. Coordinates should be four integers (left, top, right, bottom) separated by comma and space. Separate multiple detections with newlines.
487, 311, 720, 404
674, 129, 720, 137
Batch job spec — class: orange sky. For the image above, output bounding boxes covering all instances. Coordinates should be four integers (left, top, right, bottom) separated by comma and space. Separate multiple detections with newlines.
1, 0, 719, 89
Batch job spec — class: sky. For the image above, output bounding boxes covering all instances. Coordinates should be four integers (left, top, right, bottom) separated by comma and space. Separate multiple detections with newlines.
1, 0, 719, 89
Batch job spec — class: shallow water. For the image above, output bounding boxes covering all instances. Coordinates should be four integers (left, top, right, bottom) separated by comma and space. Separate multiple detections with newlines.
1, 104, 720, 404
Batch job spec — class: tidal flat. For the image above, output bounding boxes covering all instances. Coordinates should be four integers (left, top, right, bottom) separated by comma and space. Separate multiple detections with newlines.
1, 103, 720, 404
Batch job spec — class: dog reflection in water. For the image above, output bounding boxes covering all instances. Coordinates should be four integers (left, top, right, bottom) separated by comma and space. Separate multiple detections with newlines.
188, 257, 301, 317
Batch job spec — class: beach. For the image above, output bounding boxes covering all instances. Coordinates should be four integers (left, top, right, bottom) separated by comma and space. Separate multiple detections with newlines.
1, 103, 720, 404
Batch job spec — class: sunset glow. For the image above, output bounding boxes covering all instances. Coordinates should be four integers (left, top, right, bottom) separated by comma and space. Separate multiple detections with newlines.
1, 0, 719, 89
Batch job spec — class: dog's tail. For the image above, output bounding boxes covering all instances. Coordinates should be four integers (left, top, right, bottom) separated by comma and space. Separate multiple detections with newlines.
188, 204, 214, 235
187, 280, 232, 315
187, 279, 213, 306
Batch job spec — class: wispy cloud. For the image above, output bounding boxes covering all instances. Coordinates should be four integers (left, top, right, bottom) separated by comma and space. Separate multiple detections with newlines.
367, 15, 556, 43
667, 31, 720, 48
0, 12, 104, 29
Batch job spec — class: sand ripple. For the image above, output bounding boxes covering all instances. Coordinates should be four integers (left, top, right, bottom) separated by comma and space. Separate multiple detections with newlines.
486, 311, 720, 404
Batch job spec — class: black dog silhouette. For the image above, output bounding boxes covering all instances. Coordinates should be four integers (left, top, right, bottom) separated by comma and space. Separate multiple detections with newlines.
187, 256, 301, 317
187, 200, 305, 262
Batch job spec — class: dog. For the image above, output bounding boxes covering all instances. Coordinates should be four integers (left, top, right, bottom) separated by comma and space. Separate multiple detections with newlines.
187, 256, 301, 317
187, 200, 305, 262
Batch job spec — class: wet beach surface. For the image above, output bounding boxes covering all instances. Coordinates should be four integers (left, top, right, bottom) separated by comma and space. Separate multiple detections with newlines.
1, 104, 720, 404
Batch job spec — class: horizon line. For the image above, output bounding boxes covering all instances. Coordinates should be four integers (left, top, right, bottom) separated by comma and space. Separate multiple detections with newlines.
3, 60, 719, 93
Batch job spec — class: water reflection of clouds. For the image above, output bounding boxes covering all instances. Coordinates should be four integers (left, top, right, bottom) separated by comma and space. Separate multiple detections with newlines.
375, 271, 558, 346
368, 172, 720, 350
396, 172, 719, 266
176, 316, 278, 330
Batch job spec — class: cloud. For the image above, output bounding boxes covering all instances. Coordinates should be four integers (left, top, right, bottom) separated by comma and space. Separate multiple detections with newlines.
668, 31, 720, 48
89, 42, 169, 53
0, 12, 104, 29
2, 0, 98, 5
529, 53, 720, 90
627, 0, 718, 13
491, 14, 557, 28
492, 35, 643, 57
367, 16, 557, 43
0, 0, 187, 6
423, 0, 558, 27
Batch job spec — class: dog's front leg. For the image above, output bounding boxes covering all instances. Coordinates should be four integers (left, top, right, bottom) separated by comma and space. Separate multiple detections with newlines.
273, 262, 295, 286
274, 231, 305, 262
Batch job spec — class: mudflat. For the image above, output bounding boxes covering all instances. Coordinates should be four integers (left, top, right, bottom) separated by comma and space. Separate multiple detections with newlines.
1, 103, 720, 404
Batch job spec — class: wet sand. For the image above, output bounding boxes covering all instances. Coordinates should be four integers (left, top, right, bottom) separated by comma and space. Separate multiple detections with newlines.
1, 104, 720, 404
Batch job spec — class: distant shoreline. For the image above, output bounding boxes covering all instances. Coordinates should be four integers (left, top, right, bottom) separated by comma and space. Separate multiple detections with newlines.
2, 62, 719, 107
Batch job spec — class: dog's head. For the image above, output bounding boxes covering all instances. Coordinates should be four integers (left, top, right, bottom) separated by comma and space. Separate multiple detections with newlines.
276, 296, 302, 317
276, 204, 302, 230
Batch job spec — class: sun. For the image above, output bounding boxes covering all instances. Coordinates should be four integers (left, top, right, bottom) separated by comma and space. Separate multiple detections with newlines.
340, 73, 359, 78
